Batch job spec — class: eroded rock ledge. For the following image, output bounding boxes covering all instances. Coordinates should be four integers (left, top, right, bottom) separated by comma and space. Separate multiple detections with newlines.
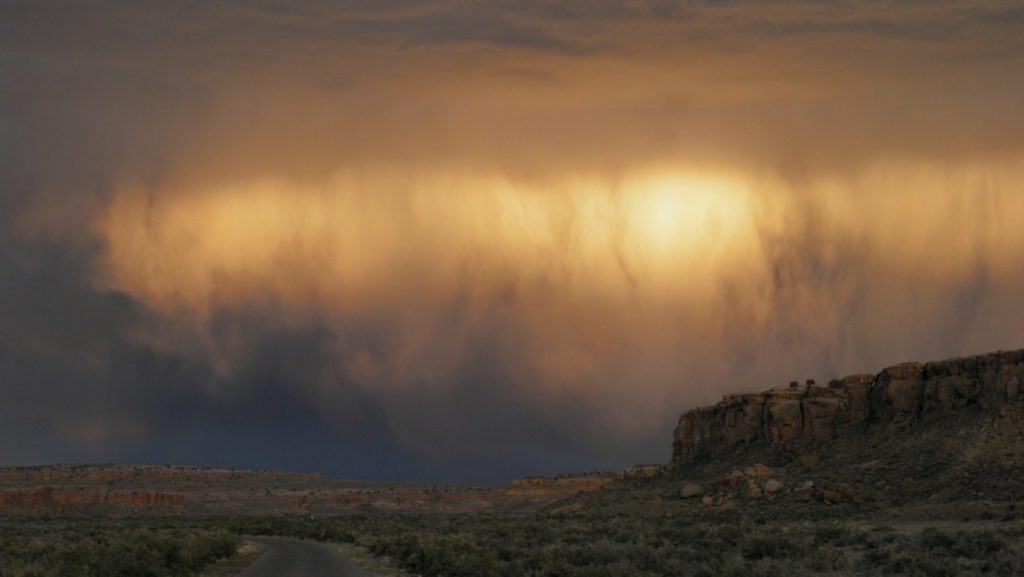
673, 349, 1024, 463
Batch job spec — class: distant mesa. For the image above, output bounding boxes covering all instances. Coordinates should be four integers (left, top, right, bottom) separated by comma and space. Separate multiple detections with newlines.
0, 486, 186, 513
505, 464, 667, 499
673, 349, 1024, 464
0, 464, 503, 515
0, 464, 322, 486
0, 463, 664, 515
506, 473, 614, 498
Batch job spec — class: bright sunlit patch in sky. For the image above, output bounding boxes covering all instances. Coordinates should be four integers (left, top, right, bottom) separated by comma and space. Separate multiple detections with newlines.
624, 174, 749, 259
97, 169, 758, 321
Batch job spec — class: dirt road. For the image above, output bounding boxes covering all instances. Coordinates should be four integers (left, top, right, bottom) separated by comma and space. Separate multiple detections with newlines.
237, 537, 379, 577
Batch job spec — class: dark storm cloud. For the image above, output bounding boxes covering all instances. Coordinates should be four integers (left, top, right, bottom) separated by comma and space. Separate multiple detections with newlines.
0, 240, 424, 479
0, 224, 630, 481
0, 239, 168, 463
135, 323, 421, 479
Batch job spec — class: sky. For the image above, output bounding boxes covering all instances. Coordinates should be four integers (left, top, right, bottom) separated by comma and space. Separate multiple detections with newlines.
1, 0, 1023, 483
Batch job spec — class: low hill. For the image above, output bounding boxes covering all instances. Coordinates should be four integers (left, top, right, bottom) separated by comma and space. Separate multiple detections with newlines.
0, 463, 635, 515
0, 464, 503, 515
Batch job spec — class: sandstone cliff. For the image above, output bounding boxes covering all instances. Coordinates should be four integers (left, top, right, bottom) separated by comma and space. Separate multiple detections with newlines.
673, 349, 1024, 463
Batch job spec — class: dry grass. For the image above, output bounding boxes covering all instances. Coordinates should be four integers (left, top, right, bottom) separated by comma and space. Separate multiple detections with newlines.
198, 540, 266, 577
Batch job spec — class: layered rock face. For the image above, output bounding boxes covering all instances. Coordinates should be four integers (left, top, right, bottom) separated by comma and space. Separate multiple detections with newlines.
0, 487, 185, 514
673, 349, 1024, 463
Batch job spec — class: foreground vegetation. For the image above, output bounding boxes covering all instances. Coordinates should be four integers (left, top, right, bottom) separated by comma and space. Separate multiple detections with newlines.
213, 510, 1024, 577
0, 520, 238, 577
3, 509, 1023, 577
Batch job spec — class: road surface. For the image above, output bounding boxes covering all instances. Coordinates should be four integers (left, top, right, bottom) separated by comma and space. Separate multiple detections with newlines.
237, 537, 379, 577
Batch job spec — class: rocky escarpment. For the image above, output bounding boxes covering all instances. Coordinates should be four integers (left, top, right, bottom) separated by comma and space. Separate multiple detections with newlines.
673, 349, 1024, 463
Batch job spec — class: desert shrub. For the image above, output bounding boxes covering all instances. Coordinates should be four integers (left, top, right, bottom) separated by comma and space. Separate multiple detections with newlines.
806, 546, 849, 572
950, 529, 1007, 559
919, 527, 958, 551
740, 534, 801, 561
814, 524, 848, 544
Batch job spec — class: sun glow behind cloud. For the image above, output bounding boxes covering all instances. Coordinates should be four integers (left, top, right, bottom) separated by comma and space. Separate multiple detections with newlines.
94, 167, 774, 444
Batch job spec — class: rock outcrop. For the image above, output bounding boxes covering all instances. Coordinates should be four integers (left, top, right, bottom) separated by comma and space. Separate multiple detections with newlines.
620, 464, 663, 480
763, 479, 784, 495
680, 482, 705, 498
673, 349, 1024, 463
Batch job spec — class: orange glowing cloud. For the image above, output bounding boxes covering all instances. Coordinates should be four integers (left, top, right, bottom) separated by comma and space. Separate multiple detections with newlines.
97, 169, 762, 320
93, 160, 1024, 438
